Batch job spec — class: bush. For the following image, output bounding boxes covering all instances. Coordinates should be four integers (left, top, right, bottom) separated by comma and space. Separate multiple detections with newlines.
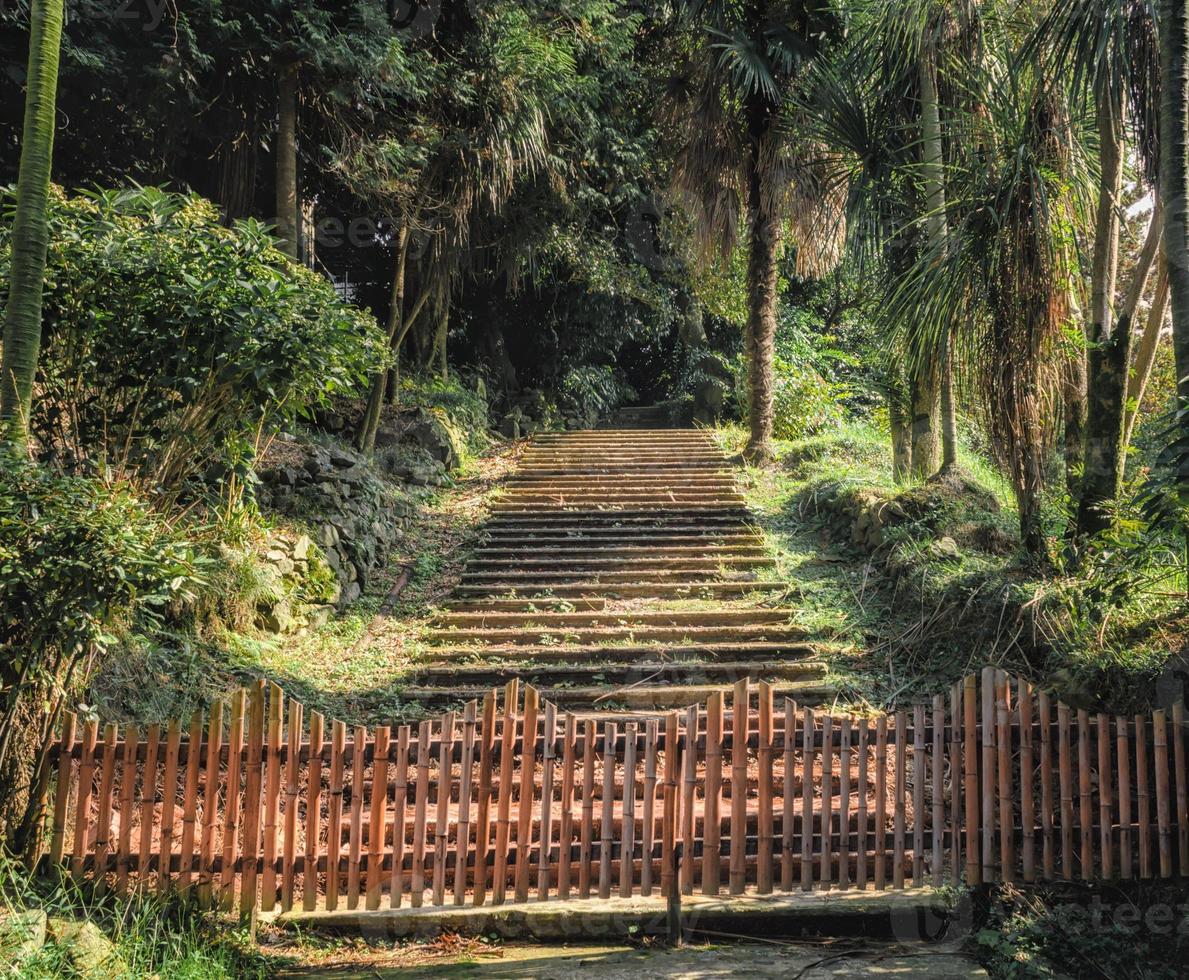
0, 186, 387, 494
735, 352, 843, 440
0, 453, 203, 844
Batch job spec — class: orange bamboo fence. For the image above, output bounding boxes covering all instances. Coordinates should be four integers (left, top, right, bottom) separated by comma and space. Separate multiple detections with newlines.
32, 669, 1189, 911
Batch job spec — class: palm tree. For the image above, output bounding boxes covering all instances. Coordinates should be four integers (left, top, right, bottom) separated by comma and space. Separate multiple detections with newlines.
0, 0, 65, 449
663, 0, 840, 463
1160, 0, 1189, 411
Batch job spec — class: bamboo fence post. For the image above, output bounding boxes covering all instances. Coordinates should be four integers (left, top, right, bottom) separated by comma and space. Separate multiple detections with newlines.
1118, 715, 1132, 880
963, 675, 978, 885
93, 723, 119, 895
757, 682, 774, 894
1155, 709, 1172, 878
304, 711, 325, 913
434, 711, 456, 906
1097, 713, 1113, 880
219, 692, 245, 910
621, 721, 637, 899
782, 699, 797, 892
559, 713, 577, 900
178, 709, 204, 896
660, 711, 678, 899
515, 688, 538, 903
159, 717, 183, 896
472, 691, 497, 908
1174, 701, 1189, 876
493, 680, 517, 905
730, 679, 749, 895
325, 719, 346, 911
48, 712, 77, 870
821, 714, 834, 888
599, 721, 616, 900
874, 714, 888, 891
411, 719, 432, 905
1058, 704, 1073, 880
115, 723, 137, 894
537, 703, 557, 901
391, 725, 410, 909
893, 711, 906, 890
260, 686, 284, 911
931, 696, 943, 887
704, 692, 723, 895
138, 722, 160, 886
346, 725, 366, 909
1039, 692, 1053, 880
857, 717, 869, 890
641, 719, 658, 897
1019, 682, 1034, 883
680, 705, 697, 896
281, 700, 303, 912
996, 675, 1013, 882
580, 717, 595, 899
981, 667, 995, 883
949, 684, 962, 886
367, 726, 390, 911
70, 719, 98, 882
456, 702, 477, 906
1137, 713, 1151, 879
1077, 709, 1093, 881
913, 704, 925, 886
839, 716, 851, 890
200, 701, 224, 908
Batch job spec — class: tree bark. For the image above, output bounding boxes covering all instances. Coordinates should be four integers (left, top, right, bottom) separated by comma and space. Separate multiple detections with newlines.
1077, 198, 1162, 536
910, 363, 941, 478
358, 228, 409, 452
919, 38, 956, 472
743, 97, 780, 464
0, 0, 65, 448
1063, 346, 1088, 501
275, 61, 300, 260
1161, 0, 1189, 408
1122, 251, 1169, 457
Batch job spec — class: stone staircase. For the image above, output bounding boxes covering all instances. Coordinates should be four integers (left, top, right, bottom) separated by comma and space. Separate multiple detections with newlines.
407, 429, 833, 710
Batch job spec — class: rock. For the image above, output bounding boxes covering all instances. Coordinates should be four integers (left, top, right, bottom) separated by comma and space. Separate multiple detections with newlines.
499, 414, 521, 440
341, 582, 361, 605
307, 604, 334, 627
329, 450, 356, 468
47, 918, 127, 979
373, 423, 402, 450
0, 908, 46, 964
258, 600, 293, 634
292, 535, 311, 562
319, 523, 340, 549
404, 407, 463, 470
931, 536, 961, 560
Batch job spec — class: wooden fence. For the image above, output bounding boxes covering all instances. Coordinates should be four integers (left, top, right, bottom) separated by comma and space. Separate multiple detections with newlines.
32, 668, 1189, 913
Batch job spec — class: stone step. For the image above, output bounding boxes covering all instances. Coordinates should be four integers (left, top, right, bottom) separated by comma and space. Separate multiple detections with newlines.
464, 557, 773, 573
409, 659, 828, 687
421, 641, 820, 663
451, 581, 789, 599
425, 624, 806, 646
471, 545, 769, 559
431, 609, 795, 628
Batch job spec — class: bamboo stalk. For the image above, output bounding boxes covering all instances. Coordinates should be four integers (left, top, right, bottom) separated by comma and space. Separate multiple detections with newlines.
981, 667, 995, 883
93, 724, 119, 894
391, 725, 410, 909
538, 702, 557, 901
48, 712, 77, 869
680, 705, 697, 896
1137, 713, 1151, 879
282, 700, 303, 912
200, 702, 224, 908
893, 711, 906, 890
1155, 709, 1172, 878
367, 726, 390, 911
949, 684, 961, 886
822, 713, 834, 888
621, 720, 637, 899
456, 702, 477, 906
434, 712, 455, 907
1039, 692, 1053, 880
963, 675, 978, 885
857, 717, 869, 890
139, 722, 160, 886
599, 721, 616, 900
493, 680, 517, 905
801, 707, 814, 891
996, 674, 1013, 882
1019, 683, 1034, 883
472, 691, 496, 907
325, 720, 346, 911
160, 717, 183, 897
304, 711, 325, 913
1174, 701, 1188, 876
114, 723, 137, 894
1077, 710, 1093, 881
261, 686, 284, 911
559, 712, 577, 900
1058, 704, 1073, 880
220, 692, 245, 911
411, 719, 432, 905
178, 709, 204, 897
840, 716, 852, 890
757, 682, 774, 894
782, 699, 797, 892
660, 712, 678, 899
346, 725, 366, 909
1097, 713, 1113, 880
641, 719, 658, 897
730, 678, 749, 895
874, 714, 887, 891
913, 704, 925, 886
1118, 715, 1132, 880
515, 687, 539, 903
931, 695, 943, 887
704, 692, 723, 895
70, 719, 98, 882
580, 717, 595, 899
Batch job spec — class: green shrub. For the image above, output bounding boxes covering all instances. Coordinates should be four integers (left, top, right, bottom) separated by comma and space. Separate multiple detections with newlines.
735, 352, 843, 440
0, 186, 387, 494
0, 452, 204, 844
399, 373, 490, 453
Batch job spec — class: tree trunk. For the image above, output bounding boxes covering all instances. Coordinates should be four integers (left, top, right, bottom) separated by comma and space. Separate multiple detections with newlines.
1063, 347, 1088, 501
1122, 251, 1169, 457
919, 39, 956, 472
275, 61, 299, 260
0, 0, 65, 448
216, 121, 259, 223
1077, 198, 1162, 536
910, 363, 941, 478
743, 98, 779, 464
1162, 0, 1189, 409
358, 229, 409, 452
890, 398, 912, 483
434, 305, 449, 379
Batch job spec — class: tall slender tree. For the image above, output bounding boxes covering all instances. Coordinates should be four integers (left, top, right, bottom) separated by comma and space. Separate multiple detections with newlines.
0, 0, 65, 448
